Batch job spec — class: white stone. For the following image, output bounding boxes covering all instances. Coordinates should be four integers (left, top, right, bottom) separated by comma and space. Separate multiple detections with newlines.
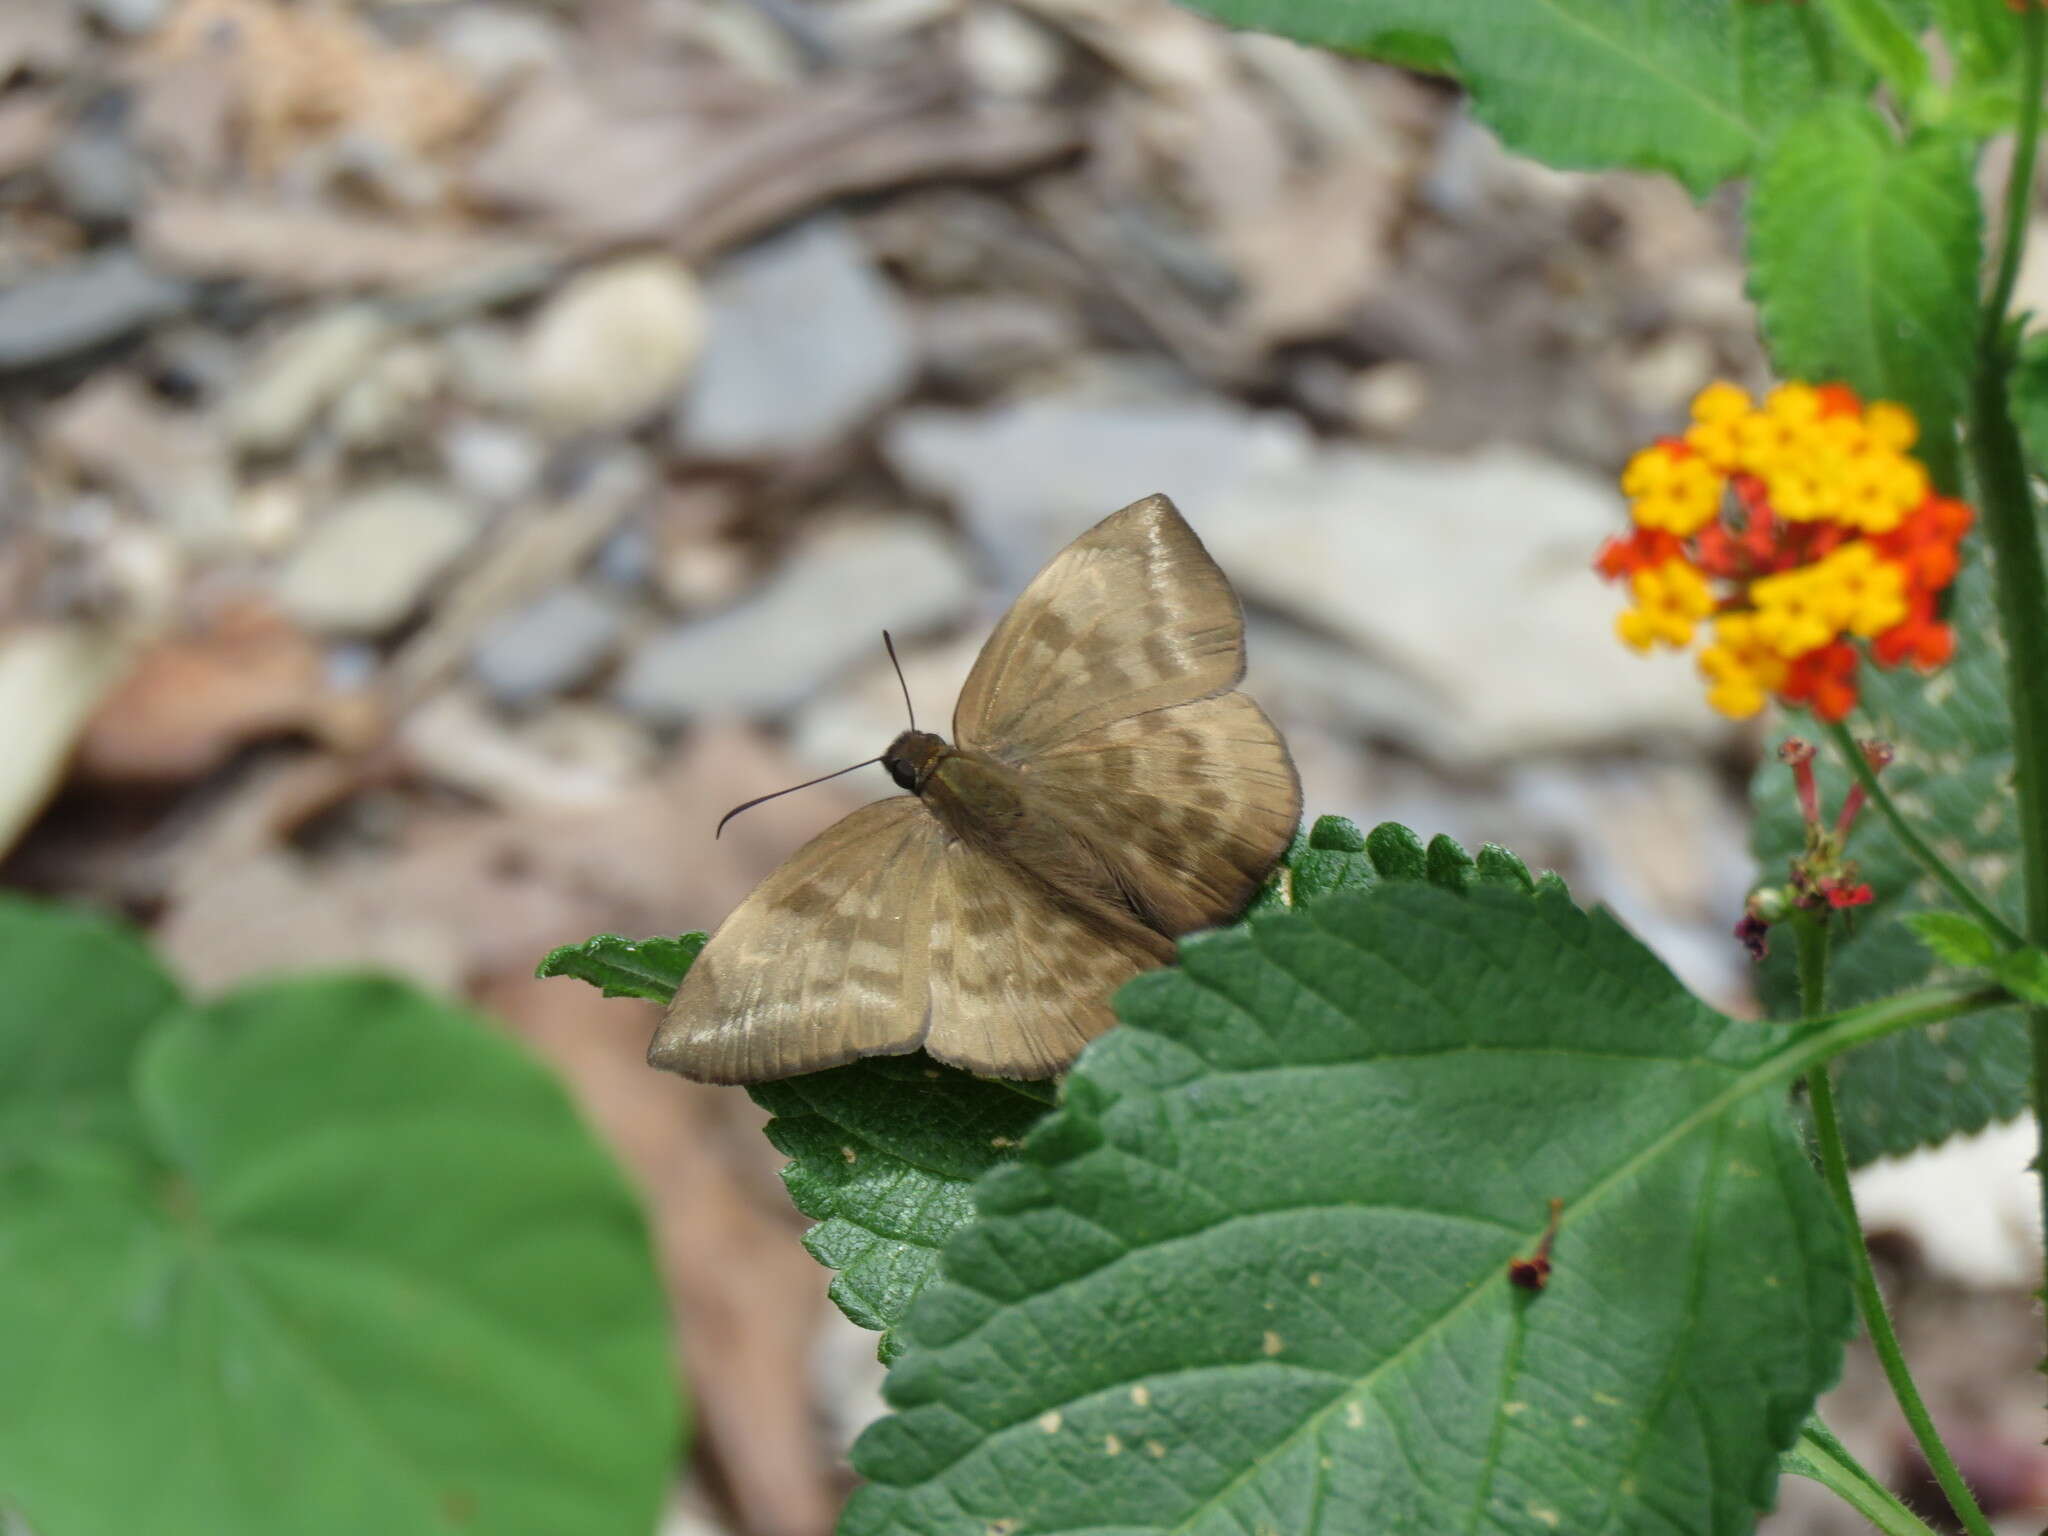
1204, 443, 1735, 767
227, 306, 392, 453
676, 217, 914, 458
471, 583, 626, 705
275, 482, 480, 636
523, 254, 706, 435
1852, 1118, 2043, 1290
885, 392, 1312, 586
614, 517, 975, 722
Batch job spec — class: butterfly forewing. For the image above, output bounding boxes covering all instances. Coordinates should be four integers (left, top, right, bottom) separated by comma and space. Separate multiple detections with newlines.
1027, 691, 1302, 935
952, 494, 1246, 758
650, 797, 945, 1083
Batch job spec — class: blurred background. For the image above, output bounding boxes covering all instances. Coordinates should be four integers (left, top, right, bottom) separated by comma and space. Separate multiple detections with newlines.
0, 0, 2042, 1531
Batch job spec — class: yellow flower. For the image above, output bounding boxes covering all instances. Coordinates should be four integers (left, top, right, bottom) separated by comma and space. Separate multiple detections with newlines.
1763, 382, 1822, 425
1618, 558, 1714, 650
1865, 400, 1916, 452
1691, 380, 1752, 425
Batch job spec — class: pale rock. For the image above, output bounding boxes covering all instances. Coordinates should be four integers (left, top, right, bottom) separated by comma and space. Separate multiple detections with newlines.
400, 690, 654, 809
470, 582, 626, 705
276, 482, 480, 636
47, 114, 142, 224
959, 3, 1065, 97
442, 321, 529, 412
228, 306, 393, 453
441, 417, 543, 505
676, 218, 914, 458
615, 517, 974, 722
1204, 444, 1734, 766
524, 255, 706, 435
332, 340, 445, 449
885, 393, 1312, 585
1851, 1118, 2044, 1290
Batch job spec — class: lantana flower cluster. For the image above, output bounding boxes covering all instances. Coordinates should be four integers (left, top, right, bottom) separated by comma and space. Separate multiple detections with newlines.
1596, 381, 1972, 722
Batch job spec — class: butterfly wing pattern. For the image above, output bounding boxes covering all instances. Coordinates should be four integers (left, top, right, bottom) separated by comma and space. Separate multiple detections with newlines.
957, 494, 1301, 940
650, 493, 1301, 1084
653, 797, 946, 1083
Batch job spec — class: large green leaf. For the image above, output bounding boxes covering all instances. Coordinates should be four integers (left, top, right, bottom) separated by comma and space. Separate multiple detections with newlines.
1747, 102, 1980, 482
846, 882, 1854, 1535
0, 895, 181, 1166
0, 974, 680, 1536
1753, 550, 2024, 1164
1173, 0, 1826, 192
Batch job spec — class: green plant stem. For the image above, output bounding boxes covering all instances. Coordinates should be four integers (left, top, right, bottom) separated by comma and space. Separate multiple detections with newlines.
1794, 920, 1996, 1536
1822, 721, 2023, 948
1982, 11, 2045, 347
1966, 0, 2048, 1416
1782, 980, 2006, 1075
1781, 1421, 1940, 1536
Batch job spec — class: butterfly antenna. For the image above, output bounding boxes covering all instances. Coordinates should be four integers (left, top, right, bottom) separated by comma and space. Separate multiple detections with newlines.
715, 757, 883, 839
882, 630, 916, 732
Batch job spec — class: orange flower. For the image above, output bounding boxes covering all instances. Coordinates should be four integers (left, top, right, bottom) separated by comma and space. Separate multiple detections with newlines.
1596, 380, 1971, 722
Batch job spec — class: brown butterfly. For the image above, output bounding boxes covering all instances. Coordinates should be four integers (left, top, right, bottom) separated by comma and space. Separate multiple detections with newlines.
647, 493, 1302, 1084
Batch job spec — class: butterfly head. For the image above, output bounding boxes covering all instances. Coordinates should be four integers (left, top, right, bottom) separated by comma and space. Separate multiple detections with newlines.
883, 730, 950, 792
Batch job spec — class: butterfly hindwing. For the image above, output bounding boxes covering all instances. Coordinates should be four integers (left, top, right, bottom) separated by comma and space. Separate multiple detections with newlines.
649, 797, 944, 1084
924, 838, 1173, 1078
953, 494, 1246, 758
1025, 691, 1303, 936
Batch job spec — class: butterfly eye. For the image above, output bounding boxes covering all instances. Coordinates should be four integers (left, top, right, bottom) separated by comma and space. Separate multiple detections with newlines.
885, 753, 920, 792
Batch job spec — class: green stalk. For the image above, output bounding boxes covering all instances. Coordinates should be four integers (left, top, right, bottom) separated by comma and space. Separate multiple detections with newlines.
1781, 1421, 1941, 1536
1795, 918, 1995, 1536
1965, 1, 2048, 1404
1822, 721, 2022, 948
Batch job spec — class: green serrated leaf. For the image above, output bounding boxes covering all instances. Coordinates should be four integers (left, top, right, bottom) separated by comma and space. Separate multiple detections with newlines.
1990, 950, 2048, 1007
0, 974, 680, 1536
1476, 842, 1536, 892
1755, 551, 2026, 1164
1747, 102, 1980, 484
537, 931, 705, 1003
1905, 910, 2002, 968
845, 883, 1854, 1535
0, 895, 182, 1168
750, 1057, 1056, 1363
1366, 819, 1427, 880
1174, 0, 1824, 192
1426, 831, 1475, 890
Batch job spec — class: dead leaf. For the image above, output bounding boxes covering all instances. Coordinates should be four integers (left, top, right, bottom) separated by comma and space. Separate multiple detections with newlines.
148, 0, 484, 176
75, 600, 336, 783
138, 194, 560, 296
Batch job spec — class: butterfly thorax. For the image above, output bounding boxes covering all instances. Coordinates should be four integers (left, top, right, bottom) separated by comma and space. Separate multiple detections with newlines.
885, 729, 1146, 928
